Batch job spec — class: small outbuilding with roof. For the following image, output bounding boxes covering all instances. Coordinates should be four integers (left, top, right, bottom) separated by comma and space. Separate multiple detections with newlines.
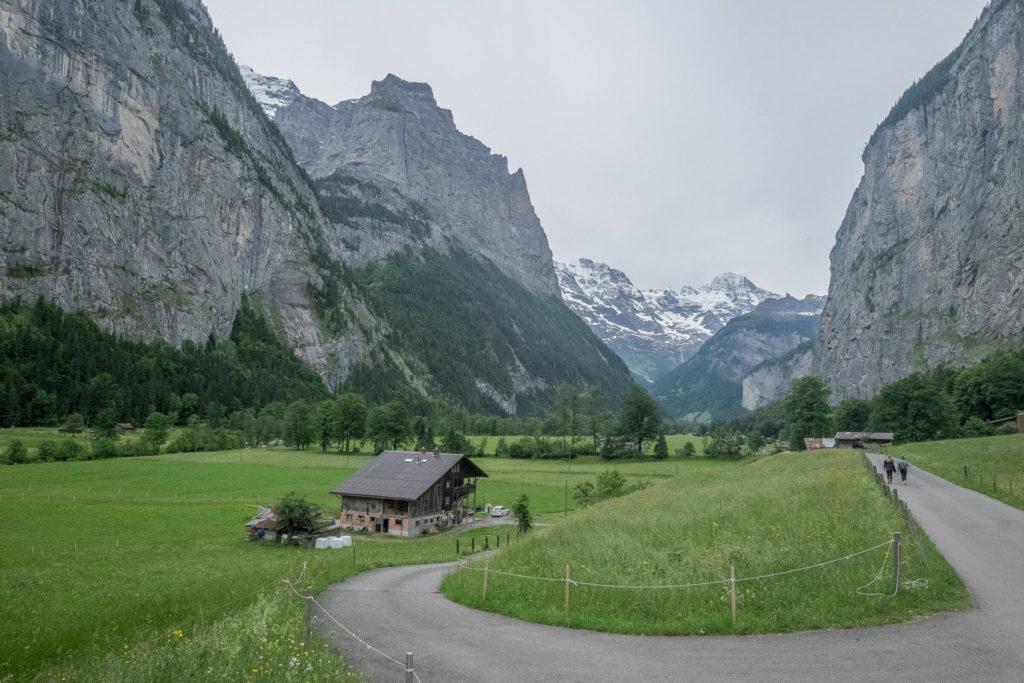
330, 448, 487, 537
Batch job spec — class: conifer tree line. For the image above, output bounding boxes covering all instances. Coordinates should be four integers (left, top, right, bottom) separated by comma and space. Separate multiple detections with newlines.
0, 299, 673, 462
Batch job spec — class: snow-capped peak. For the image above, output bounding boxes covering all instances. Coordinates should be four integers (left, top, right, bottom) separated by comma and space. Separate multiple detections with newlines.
555, 259, 782, 384
240, 65, 300, 119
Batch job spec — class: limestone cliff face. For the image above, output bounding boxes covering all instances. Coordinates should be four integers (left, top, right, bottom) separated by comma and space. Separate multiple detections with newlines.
255, 71, 561, 298
741, 345, 813, 411
0, 0, 375, 389
815, 0, 1024, 400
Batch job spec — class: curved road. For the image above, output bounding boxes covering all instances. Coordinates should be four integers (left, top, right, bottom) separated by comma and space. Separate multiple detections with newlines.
316, 455, 1024, 682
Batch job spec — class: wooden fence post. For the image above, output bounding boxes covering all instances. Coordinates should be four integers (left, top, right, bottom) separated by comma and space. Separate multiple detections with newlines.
305, 599, 312, 644
730, 566, 737, 626
963, 466, 969, 481
405, 653, 414, 683
892, 532, 902, 594
472, 537, 475, 553
993, 474, 997, 492
482, 559, 489, 601
565, 565, 570, 618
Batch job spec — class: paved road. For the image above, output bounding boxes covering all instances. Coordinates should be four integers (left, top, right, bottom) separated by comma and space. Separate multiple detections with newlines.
316, 456, 1024, 682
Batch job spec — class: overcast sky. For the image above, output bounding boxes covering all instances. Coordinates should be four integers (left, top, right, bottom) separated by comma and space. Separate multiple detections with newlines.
204, 0, 990, 297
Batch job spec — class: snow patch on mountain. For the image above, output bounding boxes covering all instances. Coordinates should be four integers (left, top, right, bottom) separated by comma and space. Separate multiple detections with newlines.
556, 259, 780, 384
240, 65, 300, 119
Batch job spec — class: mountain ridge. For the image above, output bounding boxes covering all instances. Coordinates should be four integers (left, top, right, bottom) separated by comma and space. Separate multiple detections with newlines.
555, 258, 781, 384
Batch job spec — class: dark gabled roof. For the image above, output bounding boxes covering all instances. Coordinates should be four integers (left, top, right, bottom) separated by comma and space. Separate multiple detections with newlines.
835, 432, 863, 440
330, 451, 488, 501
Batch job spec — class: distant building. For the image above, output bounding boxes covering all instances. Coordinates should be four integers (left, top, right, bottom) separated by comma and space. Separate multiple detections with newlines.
330, 449, 487, 537
834, 432, 894, 449
116, 423, 136, 434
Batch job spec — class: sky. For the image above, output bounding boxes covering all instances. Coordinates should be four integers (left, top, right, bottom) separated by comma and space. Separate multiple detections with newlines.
203, 0, 990, 297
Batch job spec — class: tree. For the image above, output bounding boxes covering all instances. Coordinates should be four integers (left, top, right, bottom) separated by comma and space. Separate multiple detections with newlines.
92, 404, 119, 440
555, 382, 582, 451
273, 491, 329, 535
961, 415, 993, 437
653, 434, 669, 459
65, 412, 86, 437
573, 480, 594, 507
511, 493, 533, 535
681, 441, 696, 458
334, 392, 367, 452
313, 400, 336, 452
583, 385, 608, 450
142, 411, 170, 454
783, 377, 834, 451
365, 401, 411, 453
746, 432, 765, 454
284, 400, 313, 450
869, 373, 960, 443
834, 398, 872, 431
953, 350, 1024, 421
595, 469, 627, 500
618, 385, 662, 455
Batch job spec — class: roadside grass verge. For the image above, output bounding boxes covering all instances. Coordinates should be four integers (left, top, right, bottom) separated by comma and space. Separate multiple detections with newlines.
442, 450, 969, 635
888, 432, 1024, 511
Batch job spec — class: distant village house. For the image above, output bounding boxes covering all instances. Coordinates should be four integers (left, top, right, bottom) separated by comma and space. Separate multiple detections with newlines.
330, 449, 487, 537
834, 432, 894, 449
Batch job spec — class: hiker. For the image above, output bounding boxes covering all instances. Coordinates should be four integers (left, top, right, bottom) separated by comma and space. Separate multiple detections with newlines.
883, 455, 896, 484
898, 457, 909, 483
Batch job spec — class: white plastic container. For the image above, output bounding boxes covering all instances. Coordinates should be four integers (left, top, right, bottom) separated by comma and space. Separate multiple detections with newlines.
314, 537, 329, 550
339, 535, 353, 547
328, 537, 344, 549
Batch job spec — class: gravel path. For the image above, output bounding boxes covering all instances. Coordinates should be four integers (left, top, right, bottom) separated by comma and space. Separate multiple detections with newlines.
315, 455, 1024, 682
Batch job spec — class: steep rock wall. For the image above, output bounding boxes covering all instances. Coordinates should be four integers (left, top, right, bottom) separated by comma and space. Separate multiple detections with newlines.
815, 0, 1024, 399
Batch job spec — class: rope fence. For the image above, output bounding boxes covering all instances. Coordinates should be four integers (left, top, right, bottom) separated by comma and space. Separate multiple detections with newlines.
283, 564, 423, 683
457, 537, 896, 591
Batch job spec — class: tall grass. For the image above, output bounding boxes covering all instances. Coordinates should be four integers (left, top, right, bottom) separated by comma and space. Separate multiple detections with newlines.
442, 451, 968, 634
889, 432, 1024, 511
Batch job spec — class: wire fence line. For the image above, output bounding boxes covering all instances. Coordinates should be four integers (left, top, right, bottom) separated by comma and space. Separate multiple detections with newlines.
457, 537, 900, 592
283, 565, 424, 683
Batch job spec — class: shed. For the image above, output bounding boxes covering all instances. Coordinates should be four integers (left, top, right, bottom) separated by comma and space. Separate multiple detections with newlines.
330, 449, 487, 537
834, 432, 894, 448
117, 423, 136, 434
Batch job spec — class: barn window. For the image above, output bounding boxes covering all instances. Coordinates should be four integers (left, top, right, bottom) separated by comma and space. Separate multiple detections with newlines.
358, 515, 365, 522
395, 519, 402, 527
345, 513, 352, 521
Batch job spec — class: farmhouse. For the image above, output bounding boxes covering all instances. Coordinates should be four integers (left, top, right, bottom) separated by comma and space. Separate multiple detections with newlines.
330, 449, 487, 537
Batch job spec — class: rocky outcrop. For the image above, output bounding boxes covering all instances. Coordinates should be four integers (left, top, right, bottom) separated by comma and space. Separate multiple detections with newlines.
742, 344, 814, 410
653, 295, 824, 420
247, 69, 560, 298
0, 0, 377, 390
556, 258, 779, 383
814, 0, 1024, 400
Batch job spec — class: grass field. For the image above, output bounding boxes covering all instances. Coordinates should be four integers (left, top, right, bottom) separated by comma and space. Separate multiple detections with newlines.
442, 450, 969, 635
1, 434, 973, 680
888, 432, 1024, 511
465, 433, 706, 457
0, 447, 518, 681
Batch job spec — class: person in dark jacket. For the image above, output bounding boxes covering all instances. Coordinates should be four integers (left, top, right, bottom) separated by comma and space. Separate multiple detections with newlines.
898, 458, 909, 483
883, 455, 896, 484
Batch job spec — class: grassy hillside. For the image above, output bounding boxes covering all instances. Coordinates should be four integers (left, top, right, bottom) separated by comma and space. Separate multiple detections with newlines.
443, 450, 968, 634
889, 432, 1024, 511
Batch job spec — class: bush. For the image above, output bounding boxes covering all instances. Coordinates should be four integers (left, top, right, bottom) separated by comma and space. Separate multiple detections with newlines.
273, 491, 330, 536
59, 439, 87, 462
90, 438, 119, 460
3, 439, 29, 464
37, 441, 61, 462
961, 416, 993, 438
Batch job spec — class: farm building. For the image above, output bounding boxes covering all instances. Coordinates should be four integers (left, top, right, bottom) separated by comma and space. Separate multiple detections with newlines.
330, 449, 487, 537
834, 432, 894, 448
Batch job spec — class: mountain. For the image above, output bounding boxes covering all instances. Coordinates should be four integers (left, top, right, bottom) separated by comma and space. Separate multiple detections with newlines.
0, 0, 632, 418
0, 0, 375, 391
814, 0, 1024, 400
244, 68, 559, 299
556, 259, 779, 383
652, 294, 825, 421
242, 68, 632, 412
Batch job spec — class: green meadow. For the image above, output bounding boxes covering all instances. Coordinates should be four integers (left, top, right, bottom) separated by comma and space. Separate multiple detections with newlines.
442, 450, 969, 635
889, 432, 1024, 511
1, 436, 972, 680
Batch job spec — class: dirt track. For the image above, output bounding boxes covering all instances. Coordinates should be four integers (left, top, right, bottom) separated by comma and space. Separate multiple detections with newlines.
315, 455, 1024, 682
